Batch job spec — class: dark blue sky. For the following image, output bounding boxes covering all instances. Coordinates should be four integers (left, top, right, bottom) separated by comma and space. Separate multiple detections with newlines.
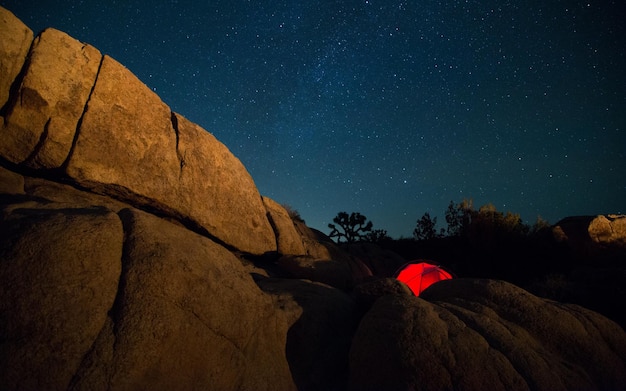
3, 0, 625, 238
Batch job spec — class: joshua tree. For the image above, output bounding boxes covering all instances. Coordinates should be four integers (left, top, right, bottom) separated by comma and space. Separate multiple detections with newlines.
328, 212, 373, 243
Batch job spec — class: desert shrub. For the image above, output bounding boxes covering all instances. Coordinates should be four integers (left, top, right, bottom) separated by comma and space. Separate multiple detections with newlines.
282, 204, 305, 223
365, 229, 392, 243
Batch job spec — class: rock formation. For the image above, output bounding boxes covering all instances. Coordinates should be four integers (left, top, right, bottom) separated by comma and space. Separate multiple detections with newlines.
552, 214, 626, 260
0, 7, 32, 108
1, 202, 295, 391
350, 279, 626, 391
1, 6, 625, 391
0, 9, 275, 256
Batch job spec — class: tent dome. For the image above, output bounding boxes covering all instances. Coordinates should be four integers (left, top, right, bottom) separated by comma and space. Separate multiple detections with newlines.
394, 261, 453, 296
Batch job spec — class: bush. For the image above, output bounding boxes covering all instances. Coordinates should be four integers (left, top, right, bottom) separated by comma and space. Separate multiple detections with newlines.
282, 204, 305, 223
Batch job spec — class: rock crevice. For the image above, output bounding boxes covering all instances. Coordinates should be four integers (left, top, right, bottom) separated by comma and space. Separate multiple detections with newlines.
61, 52, 105, 172
170, 111, 186, 176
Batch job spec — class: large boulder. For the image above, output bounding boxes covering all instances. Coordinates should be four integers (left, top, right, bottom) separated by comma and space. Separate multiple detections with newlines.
262, 196, 307, 255
588, 214, 626, 246
0, 8, 277, 255
68, 208, 296, 391
258, 278, 359, 391
351, 277, 413, 315
0, 7, 33, 108
0, 198, 297, 391
349, 278, 626, 391
174, 113, 277, 254
552, 214, 626, 261
0, 28, 101, 168
64, 55, 276, 255
0, 201, 123, 391
526, 267, 626, 330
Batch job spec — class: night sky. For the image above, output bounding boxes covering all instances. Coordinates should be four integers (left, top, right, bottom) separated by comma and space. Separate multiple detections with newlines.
3, 1, 625, 238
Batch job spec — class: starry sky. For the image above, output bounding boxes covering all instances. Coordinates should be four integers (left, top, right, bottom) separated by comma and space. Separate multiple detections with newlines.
3, 0, 625, 238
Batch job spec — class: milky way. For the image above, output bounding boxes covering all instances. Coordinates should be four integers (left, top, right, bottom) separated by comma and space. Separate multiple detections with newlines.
3, 0, 625, 238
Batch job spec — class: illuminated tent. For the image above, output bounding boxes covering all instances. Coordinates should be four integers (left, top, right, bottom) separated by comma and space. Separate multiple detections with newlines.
394, 261, 453, 296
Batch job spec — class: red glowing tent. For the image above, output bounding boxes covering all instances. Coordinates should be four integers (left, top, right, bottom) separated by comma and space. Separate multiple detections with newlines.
394, 261, 453, 296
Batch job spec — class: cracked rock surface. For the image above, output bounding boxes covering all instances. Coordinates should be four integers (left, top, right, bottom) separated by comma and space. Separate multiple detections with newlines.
0, 7, 275, 255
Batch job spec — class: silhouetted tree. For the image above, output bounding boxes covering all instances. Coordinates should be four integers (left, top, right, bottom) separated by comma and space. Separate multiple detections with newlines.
365, 229, 391, 243
444, 200, 471, 237
424, 199, 531, 245
458, 202, 530, 250
413, 212, 442, 240
328, 212, 373, 243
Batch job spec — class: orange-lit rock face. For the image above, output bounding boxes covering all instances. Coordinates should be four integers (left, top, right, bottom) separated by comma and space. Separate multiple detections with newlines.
0, 6, 32, 108
0, 28, 101, 168
0, 6, 276, 255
